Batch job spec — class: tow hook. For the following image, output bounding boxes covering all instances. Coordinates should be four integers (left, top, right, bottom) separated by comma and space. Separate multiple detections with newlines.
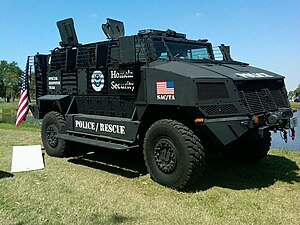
283, 129, 288, 143
291, 128, 296, 141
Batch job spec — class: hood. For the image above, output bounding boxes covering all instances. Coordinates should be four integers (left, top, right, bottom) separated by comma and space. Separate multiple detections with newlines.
148, 61, 284, 80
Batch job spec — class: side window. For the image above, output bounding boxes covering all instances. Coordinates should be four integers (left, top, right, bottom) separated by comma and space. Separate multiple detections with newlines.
159, 52, 168, 59
153, 40, 169, 60
191, 48, 209, 60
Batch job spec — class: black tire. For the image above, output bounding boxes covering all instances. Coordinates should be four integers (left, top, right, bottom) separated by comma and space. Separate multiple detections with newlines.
41, 111, 70, 157
143, 119, 205, 190
224, 129, 271, 163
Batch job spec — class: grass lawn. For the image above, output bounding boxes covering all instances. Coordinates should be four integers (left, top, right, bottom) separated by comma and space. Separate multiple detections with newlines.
0, 101, 38, 126
1, 123, 300, 224
0, 101, 18, 114
290, 101, 300, 109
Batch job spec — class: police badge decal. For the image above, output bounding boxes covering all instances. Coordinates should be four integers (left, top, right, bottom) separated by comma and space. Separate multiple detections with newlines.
91, 70, 105, 92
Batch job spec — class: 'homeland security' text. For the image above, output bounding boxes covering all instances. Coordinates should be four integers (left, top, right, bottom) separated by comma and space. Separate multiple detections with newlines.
111, 70, 133, 79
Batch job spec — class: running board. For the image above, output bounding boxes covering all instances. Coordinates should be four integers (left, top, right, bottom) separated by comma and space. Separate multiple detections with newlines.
56, 134, 136, 150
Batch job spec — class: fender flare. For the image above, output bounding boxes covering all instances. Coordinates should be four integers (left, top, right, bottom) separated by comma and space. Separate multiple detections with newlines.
33, 95, 71, 119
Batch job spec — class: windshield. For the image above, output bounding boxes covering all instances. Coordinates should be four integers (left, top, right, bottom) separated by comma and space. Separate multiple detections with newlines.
153, 40, 212, 60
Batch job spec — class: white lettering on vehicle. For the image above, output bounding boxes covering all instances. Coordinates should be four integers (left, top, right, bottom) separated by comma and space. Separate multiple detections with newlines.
111, 80, 135, 91
110, 70, 133, 79
75, 120, 126, 135
75, 120, 96, 131
235, 72, 273, 78
156, 94, 176, 101
110, 70, 135, 92
48, 77, 60, 88
48, 81, 61, 85
48, 77, 58, 81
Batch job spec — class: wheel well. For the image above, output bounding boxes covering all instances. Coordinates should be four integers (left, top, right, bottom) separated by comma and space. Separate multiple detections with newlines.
137, 105, 223, 153
36, 100, 57, 119
38, 98, 71, 119
38, 96, 71, 119
138, 105, 196, 142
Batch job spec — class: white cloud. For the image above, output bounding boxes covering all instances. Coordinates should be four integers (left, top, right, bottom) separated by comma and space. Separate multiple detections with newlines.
195, 12, 203, 17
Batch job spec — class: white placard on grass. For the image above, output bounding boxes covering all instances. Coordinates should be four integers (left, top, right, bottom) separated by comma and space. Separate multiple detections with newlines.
11, 145, 44, 173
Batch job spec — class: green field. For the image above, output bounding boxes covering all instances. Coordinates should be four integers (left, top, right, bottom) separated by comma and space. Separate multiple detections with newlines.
0, 101, 18, 114
1, 123, 300, 224
290, 101, 300, 109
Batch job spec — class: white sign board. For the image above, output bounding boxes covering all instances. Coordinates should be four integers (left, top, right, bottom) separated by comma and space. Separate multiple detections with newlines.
11, 145, 44, 173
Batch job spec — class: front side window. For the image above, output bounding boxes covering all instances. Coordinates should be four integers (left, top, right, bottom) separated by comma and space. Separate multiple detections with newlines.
153, 39, 212, 60
159, 52, 168, 59
166, 41, 211, 60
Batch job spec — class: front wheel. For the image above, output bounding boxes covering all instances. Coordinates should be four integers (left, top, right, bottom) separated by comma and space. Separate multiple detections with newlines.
41, 111, 70, 157
143, 119, 205, 190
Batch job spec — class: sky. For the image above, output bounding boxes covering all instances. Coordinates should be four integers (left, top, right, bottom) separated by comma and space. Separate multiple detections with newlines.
1, 0, 299, 91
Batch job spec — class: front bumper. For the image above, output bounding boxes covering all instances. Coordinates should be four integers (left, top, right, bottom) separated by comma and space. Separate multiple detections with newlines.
197, 108, 297, 146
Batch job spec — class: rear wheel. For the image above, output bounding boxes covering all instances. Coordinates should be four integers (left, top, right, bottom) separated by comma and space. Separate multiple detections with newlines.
143, 119, 205, 190
41, 111, 71, 157
224, 129, 271, 163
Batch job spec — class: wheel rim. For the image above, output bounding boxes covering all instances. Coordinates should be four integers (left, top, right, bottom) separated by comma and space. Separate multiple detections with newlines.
46, 124, 58, 148
154, 137, 177, 173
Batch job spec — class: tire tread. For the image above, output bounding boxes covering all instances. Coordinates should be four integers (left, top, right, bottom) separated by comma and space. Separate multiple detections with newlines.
42, 111, 70, 157
143, 119, 205, 190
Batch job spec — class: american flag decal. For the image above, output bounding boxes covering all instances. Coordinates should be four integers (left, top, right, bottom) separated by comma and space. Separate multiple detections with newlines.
156, 80, 175, 95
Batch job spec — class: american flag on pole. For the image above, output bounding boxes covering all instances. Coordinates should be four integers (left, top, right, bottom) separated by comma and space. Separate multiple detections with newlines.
16, 72, 29, 128
156, 80, 175, 95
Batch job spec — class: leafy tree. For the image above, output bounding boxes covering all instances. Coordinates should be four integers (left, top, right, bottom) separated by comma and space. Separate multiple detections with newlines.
288, 90, 294, 99
0, 60, 8, 98
288, 84, 300, 101
0, 60, 22, 102
294, 84, 300, 97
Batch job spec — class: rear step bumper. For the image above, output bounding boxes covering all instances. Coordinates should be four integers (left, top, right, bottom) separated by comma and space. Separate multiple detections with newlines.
56, 134, 138, 150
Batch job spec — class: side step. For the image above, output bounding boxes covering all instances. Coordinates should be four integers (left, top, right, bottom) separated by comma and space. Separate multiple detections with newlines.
56, 134, 136, 150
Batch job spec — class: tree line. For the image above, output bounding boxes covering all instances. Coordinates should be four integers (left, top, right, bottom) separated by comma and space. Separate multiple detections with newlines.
0, 60, 35, 102
0, 60, 22, 102
288, 84, 300, 102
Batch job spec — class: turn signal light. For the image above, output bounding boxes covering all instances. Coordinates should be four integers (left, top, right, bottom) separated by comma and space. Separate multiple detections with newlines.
252, 116, 259, 124
195, 118, 204, 123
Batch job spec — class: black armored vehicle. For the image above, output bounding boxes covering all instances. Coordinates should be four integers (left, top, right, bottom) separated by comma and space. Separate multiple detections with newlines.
28, 18, 297, 190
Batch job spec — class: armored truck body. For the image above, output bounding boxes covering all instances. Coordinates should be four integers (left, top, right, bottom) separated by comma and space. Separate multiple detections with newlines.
28, 18, 296, 190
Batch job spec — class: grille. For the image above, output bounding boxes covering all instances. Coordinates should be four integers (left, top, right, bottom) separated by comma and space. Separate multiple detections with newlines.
107, 41, 119, 65
50, 50, 66, 71
77, 46, 97, 68
197, 83, 229, 100
61, 72, 77, 95
200, 104, 239, 116
237, 80, 290, 115
270, 89, 290, 108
